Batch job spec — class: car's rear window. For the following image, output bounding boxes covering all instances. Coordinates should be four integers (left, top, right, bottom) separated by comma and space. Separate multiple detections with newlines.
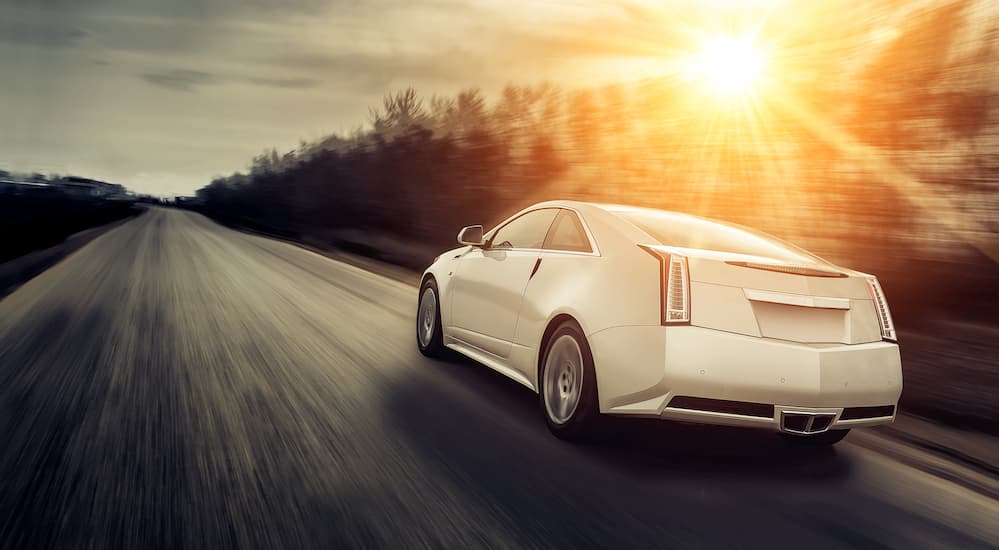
610, 207, 826, 264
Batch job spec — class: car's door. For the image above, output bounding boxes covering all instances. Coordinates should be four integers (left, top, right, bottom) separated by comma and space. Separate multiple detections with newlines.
449, 208, 559, 358
514, 208, 598, 351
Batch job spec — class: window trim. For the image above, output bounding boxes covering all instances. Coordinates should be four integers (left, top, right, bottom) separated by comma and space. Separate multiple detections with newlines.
485, 206, 600, 257
543, 209, 593, 254
486, 207, 560, 251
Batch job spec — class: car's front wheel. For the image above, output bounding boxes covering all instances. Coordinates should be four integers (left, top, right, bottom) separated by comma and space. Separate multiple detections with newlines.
416, 278, 444, 357
540, 321, 599, 440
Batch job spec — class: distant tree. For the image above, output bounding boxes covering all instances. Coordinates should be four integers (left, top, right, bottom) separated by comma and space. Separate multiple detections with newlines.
528, 134, 566, 183
566, 89, 599, 159
938, 27, 998, 154
455, 89, 488, 136
849, 0, 972, 150
370, 87, 428, 140
429, 94, 459, 137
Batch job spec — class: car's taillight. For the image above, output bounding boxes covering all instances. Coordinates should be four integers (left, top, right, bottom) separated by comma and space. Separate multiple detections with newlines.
866, 277, 896, 342
640, 246, 690, 325
665, 255, 690, 323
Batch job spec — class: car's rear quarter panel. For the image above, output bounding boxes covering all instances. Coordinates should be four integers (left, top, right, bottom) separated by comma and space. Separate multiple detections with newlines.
512, 206, 665, 390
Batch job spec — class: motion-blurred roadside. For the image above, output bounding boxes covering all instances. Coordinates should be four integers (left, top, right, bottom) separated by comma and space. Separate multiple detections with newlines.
0, 176, 143, 297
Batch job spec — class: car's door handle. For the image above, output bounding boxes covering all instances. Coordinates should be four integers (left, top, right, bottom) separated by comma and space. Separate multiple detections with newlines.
529, 257, 542, 280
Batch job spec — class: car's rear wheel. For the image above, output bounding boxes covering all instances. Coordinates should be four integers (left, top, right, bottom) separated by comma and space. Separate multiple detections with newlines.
540, 321, 598, 440
416, 278, 444, 357
780, 429, 850, 446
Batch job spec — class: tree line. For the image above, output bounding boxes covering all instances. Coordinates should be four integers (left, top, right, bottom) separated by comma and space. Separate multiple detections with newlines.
194, 0, 998, 323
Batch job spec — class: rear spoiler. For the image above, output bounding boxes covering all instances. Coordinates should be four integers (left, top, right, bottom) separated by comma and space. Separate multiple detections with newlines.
726, 261, 847, 278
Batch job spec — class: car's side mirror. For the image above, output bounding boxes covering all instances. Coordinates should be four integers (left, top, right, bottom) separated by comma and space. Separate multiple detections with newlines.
457, 225, 485, 247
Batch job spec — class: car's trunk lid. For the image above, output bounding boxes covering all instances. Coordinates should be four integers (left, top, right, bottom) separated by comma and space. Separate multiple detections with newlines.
652, 246, 883, 344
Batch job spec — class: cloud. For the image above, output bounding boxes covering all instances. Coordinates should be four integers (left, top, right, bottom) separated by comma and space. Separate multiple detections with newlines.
140, 69, 216, 91
0, 0, 331, 19
269, 49, 490, 93
0, 20, 88, 48
243, 76, 321, 89
140, 68, 321, 92
0, 0, 335, 55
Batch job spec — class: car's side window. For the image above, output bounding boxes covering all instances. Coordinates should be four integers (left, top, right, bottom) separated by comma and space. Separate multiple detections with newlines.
543, 210, 592, 253
489, 208, 559, 249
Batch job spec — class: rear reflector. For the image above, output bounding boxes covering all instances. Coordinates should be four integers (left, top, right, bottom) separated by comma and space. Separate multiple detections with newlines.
667, 396, 774, 418
726, 261, 847, 278
840, 405, 895, 420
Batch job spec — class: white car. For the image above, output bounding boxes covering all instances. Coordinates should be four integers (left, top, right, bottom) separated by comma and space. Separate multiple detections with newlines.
416, 201, 902, 444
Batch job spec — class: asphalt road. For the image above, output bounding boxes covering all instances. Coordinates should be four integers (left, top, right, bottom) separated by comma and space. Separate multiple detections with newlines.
1, 208, 996, 549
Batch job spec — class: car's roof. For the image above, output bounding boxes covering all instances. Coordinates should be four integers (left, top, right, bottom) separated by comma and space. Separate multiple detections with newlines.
525, 199, 595, 210
523, 200, 697, 250
527, 200, 695, 221
524, 199, 702, 239
526, 200, 841, 268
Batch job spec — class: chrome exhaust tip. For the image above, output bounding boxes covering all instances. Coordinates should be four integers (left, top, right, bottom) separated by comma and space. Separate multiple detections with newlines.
781, 411, 835, 435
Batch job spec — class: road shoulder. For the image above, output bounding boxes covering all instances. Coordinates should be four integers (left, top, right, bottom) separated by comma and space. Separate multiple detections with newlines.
0, 207, 144, 298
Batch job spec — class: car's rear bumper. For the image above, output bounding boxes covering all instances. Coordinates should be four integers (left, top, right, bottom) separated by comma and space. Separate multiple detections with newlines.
589, 325, 902, 433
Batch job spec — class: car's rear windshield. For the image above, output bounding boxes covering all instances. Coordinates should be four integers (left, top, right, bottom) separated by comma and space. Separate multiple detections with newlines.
609, 207, 827, 264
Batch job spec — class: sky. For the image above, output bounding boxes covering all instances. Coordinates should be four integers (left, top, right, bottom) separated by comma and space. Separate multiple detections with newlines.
0, 0, 719, 196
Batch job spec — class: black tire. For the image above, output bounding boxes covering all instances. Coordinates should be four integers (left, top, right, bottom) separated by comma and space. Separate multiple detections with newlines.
416, 278, 445, 357
539, 321, 599, 441
780, 429, 850, 447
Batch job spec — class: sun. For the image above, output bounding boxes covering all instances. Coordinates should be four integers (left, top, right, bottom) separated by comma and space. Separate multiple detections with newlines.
687, 34, 768, 98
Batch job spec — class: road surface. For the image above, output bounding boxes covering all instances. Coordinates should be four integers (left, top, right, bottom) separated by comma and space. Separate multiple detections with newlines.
1, 208, 995, 549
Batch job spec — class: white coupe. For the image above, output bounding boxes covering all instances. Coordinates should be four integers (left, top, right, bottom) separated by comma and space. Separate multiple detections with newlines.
416, 201, 902, 444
